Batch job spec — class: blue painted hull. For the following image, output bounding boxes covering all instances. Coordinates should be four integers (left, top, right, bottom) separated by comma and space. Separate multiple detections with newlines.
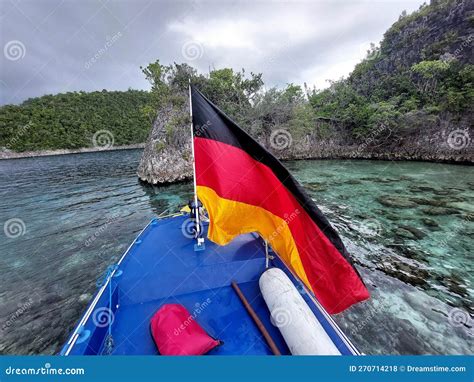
61, 214, 360, 355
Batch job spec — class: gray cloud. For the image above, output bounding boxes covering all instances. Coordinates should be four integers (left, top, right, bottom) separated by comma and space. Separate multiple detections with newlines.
0, 0, 425, 105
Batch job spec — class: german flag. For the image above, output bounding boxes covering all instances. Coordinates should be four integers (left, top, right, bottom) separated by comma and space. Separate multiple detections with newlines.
191, 86, 369, 314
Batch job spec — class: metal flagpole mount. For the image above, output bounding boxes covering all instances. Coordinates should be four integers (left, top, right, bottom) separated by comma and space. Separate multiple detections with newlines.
189, 78, 205, 252
264, 239, 274, 269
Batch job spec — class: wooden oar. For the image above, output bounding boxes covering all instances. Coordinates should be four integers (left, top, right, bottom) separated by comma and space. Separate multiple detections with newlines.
231, 281, 281, 355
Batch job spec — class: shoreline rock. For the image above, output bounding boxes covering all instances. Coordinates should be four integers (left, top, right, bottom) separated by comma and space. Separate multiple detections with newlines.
136, 107, 473, 185
0, 144, 145, 160
137, 101, 193, 185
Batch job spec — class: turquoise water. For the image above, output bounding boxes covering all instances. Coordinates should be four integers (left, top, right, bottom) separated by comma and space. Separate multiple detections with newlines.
0, 150, 472, 354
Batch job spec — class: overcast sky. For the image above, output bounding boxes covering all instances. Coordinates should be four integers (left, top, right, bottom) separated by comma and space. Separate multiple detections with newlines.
0, 0, 426, 105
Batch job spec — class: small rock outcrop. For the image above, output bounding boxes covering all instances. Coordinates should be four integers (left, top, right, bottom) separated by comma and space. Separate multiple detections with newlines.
137, 103, 193, 184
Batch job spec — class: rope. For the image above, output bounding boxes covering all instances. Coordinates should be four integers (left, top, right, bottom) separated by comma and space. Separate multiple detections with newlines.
96, 264, 119, 355
96, 264, 118, 288
103, 274, 114, 355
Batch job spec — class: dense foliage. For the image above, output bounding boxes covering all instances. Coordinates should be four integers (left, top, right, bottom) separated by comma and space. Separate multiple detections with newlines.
0, 90, 152, 151
140, 60, 317, 146
308, 0, 473, 138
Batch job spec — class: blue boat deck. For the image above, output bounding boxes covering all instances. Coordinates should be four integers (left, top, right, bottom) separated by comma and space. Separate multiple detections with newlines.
62, 214, 359, 356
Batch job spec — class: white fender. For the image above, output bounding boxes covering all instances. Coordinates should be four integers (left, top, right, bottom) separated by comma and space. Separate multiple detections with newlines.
259, 267, 341, 355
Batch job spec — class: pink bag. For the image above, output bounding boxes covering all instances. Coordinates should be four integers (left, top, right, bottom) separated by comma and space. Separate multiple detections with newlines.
150, 304, 221, 355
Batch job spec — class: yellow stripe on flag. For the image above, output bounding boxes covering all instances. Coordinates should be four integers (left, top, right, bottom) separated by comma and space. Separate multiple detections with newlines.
197, 185, 312, 290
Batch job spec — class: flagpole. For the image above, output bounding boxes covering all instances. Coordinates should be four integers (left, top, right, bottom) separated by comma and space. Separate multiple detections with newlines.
188, 79, 202, 246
